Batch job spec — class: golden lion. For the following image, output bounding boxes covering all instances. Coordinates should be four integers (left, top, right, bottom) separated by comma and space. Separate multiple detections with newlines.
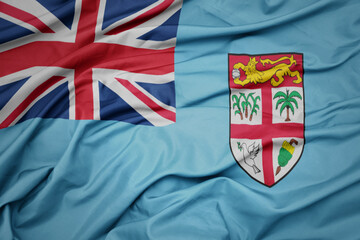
232, 55, 302, 87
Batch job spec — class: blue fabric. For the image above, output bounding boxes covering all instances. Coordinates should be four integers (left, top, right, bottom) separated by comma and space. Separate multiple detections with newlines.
18, 82, 69, 123
1, 0, 360, 239
36, 0, 75, 29
99, 82, 152, 126
0, 79, 69, 124
0, 78, 28, 109
138, 9, 182, 41
137, 81, 176, 108
102, 0, 157, 29
0, 18, 33, 44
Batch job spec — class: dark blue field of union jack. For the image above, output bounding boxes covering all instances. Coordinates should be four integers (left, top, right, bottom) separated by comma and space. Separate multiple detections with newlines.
0, 0, 182, 128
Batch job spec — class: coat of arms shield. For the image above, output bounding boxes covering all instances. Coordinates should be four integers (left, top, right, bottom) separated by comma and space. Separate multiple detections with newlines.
228, 53, 304, 187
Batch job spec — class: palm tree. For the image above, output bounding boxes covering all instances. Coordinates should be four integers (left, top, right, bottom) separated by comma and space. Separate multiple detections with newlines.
273, 89, 302, 121
249, 94, 260, 121
232, 93, 245, 120
241, 93, 253, 118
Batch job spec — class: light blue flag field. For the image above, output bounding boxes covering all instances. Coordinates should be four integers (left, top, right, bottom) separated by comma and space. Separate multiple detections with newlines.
1, 0, 360, 239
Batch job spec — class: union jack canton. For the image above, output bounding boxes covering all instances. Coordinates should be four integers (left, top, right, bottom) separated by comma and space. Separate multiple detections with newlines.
0, 0, 182, 128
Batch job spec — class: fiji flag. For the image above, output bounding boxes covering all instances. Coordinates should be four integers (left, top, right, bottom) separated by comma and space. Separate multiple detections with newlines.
0, 0, 180, 128
1, 0, 360, 240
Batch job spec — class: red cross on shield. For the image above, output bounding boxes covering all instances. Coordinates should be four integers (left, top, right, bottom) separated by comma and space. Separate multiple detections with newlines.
228, 53, 305, 187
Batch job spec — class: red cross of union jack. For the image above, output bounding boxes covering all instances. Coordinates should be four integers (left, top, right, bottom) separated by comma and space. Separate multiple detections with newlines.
0, 0, 182, 128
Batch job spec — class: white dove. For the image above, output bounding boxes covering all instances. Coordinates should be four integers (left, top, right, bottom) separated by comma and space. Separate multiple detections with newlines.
237, 142, 261, 174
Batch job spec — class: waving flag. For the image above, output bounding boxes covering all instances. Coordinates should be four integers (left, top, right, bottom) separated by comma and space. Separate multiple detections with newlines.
0, 0, 181, 128
1, 0, 360, 240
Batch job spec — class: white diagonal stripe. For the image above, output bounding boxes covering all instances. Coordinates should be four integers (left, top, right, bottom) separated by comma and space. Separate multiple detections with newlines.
100, 77, 173, 126
0, 12, 39, 33
99, 0, 165, 35
0, 0, 80, 53
130, 80, 176, 113
93, 68, 175, 126
0, 67, 72, 124
95, 0, 182, 50
2, 0, 70, 33
8, 79, 67, 127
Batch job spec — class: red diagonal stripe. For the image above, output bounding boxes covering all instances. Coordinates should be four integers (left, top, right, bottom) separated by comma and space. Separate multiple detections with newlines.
116, 77, 175, 123
105, 0, 174, 35
0, 76, 65, 129
0, 2, 54, 33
